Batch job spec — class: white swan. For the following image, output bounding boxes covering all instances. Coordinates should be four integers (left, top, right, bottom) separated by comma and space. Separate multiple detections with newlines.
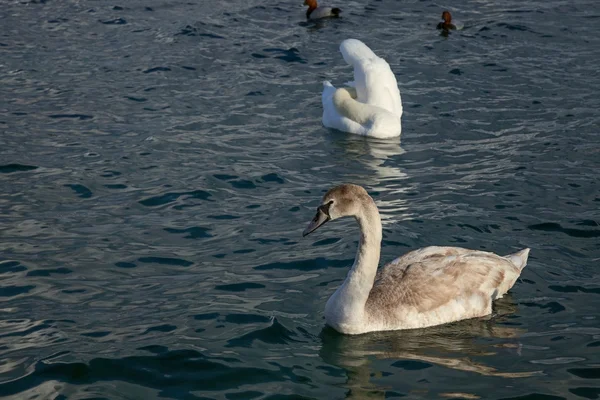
322, 39, 403, 139
303, 184, 530, 335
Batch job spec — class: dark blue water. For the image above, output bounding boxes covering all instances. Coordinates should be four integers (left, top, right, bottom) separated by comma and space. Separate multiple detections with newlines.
1, 0, 599, 399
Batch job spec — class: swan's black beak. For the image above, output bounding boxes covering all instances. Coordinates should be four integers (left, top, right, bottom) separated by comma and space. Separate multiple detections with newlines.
302, 202, 332, 237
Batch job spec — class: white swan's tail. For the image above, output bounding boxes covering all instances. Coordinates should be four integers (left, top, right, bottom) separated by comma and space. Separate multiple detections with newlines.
505, 248, 530, 271
322, 80, 335, 90
322, 80, 336, 103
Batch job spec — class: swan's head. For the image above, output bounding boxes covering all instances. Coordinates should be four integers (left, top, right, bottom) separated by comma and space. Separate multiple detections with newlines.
441, 10, 452, 24
303, 184, 371, 237
304, 0, 317, 8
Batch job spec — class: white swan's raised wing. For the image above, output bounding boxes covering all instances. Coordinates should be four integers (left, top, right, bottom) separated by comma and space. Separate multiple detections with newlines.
339, 39, 403, 118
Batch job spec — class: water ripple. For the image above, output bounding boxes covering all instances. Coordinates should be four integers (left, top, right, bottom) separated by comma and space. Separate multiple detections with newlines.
0, 0, 599, 397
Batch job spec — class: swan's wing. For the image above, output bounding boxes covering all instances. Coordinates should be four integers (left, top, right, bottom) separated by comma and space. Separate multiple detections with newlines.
339, 39, 402, 117
340, 39, 377, 66
355, 57, 403, 117
368, 247, 524, 314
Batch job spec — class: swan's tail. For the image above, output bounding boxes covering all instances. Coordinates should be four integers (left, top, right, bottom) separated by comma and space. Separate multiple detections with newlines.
505, 248, 530, 271
322, 80, 336, 102
339, 39, 377, 67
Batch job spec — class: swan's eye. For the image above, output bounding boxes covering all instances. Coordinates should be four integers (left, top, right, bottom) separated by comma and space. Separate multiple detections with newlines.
319, 200, 334, 217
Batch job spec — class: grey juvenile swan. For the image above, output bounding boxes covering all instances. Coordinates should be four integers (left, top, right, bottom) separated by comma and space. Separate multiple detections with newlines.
303, 184, 530, 335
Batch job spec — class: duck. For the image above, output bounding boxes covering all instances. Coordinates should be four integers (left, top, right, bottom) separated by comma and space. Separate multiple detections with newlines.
302, 184, 530, 335
304, 0, 341, 20
322, 39, 402, 139
437, 10, 457, 31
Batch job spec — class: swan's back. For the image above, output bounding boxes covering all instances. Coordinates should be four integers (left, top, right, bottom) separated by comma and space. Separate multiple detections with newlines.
365, 246, 529, 331
339, 39, 403, 118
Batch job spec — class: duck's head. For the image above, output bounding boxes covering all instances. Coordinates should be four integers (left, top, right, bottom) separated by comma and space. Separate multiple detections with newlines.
441, 10, 452, 24
303, 184, 371, 236
304, 0, 317, 8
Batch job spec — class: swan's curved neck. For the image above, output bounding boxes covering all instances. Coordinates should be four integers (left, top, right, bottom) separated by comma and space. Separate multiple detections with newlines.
333, 88, 373, 125
348, 200, 382, 297
328, 200, 381, 319
324, 197, 382, 332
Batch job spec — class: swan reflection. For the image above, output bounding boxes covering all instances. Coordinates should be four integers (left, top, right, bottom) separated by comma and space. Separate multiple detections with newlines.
319, 298, 540, 398
331, 134, 410, 224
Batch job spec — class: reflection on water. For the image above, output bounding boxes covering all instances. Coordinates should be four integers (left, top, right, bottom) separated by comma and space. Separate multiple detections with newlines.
1, 0, 599, 398
320, 297, 540, 399
331, 134, 411, 223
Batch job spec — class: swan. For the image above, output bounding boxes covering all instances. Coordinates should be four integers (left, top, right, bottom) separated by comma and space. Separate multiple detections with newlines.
304, 0, 341, 20
322, 39, 402, 139
302, 184, 530, 335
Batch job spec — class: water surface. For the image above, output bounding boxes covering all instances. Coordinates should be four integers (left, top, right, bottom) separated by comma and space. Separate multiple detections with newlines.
1, 0, 600, 399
